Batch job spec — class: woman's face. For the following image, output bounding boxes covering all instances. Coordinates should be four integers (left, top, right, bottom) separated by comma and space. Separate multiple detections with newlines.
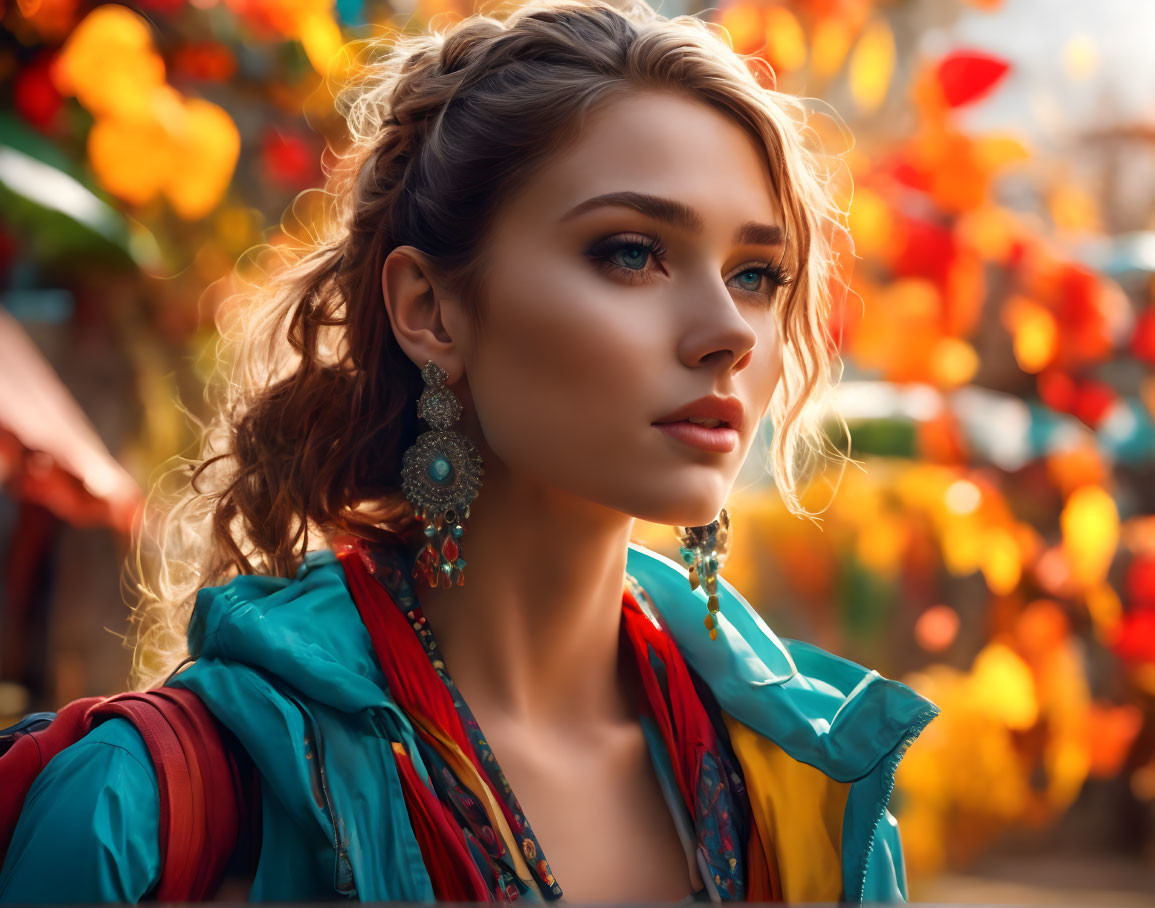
455, 90, 789, 527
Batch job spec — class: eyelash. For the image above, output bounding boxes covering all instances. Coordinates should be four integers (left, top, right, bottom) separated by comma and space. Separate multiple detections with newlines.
586, 232, 793, 300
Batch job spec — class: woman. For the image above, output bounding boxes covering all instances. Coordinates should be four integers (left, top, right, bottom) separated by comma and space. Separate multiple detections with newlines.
0, 0, 939, 902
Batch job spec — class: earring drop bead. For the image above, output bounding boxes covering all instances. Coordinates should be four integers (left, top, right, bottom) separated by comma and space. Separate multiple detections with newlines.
674, 507, 731, 641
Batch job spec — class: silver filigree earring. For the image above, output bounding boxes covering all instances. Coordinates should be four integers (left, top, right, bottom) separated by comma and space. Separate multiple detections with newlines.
400, 360, 484, 588
674, 508, 731, 640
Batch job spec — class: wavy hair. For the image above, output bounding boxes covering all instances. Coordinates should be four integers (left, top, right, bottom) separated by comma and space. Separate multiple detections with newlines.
125, 0, 852, 688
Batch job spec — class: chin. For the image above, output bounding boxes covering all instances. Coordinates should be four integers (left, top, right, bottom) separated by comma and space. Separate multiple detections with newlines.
673, 505, 728, 528
628, 496, 728, 529
611, 464, 734, 527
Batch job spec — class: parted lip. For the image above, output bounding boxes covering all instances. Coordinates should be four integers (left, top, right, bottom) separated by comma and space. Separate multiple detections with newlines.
653, 395, 745, 431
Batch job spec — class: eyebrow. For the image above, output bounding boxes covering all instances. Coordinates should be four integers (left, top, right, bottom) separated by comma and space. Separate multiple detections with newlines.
560, 190, 785, 247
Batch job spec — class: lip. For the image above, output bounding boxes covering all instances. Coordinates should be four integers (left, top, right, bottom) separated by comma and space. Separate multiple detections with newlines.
653, 395, 745, 432
654, 421, 739, 453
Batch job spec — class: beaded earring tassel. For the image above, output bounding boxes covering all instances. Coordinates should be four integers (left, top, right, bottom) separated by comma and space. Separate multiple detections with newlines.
675, 508, 731, 640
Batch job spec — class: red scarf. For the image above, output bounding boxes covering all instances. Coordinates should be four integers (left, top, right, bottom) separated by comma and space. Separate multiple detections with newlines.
340, 544, 775, 900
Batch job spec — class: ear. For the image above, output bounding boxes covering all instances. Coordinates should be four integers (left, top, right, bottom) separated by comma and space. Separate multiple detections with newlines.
381, 246, 466, 382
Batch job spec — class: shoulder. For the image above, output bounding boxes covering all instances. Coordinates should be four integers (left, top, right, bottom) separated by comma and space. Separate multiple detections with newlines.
0, 718, 160, 902
14, 716, 158, 817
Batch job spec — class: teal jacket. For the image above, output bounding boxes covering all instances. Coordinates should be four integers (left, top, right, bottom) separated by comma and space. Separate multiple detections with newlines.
0, 543, 939, 903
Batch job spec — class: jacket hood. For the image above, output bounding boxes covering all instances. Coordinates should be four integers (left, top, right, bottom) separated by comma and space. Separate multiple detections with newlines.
185, 549, 389, 713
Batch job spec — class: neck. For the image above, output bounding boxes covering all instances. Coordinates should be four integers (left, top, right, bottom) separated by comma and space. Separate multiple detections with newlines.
406, 463, 638, 734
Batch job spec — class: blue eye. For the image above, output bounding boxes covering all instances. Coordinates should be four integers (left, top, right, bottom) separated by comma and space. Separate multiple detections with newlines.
730, 264, 792, 297
585, 232, 793, 302
736, 269, 763, 290
613, 244, 651, 270
587, 233, 665, 274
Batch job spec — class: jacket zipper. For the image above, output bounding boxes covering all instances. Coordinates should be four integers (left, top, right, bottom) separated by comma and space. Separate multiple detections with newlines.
294, 696, 355, 897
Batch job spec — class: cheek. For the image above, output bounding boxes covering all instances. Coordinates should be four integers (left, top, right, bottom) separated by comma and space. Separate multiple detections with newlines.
467, 254, 662, 464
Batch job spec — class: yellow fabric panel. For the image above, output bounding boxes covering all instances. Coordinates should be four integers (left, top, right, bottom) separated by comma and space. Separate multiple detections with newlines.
723, 712, 851, 903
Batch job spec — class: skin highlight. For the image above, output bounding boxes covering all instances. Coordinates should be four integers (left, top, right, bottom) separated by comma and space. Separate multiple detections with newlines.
381, 90, 788, 900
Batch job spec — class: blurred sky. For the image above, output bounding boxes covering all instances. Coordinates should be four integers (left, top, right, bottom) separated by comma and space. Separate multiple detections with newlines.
931, 0, 1155, 140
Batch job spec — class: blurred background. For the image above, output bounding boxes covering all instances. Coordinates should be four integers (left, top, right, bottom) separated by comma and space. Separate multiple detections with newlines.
1, 0, 1153, 902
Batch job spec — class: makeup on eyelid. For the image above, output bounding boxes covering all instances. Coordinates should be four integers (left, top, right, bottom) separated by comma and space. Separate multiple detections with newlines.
585, 233, 793, 298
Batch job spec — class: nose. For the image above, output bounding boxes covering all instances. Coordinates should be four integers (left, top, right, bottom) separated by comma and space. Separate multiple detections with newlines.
676, 281, 759, 374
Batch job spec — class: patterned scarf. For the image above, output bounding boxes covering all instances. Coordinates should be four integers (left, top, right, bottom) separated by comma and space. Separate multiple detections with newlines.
340, 540, 773, 901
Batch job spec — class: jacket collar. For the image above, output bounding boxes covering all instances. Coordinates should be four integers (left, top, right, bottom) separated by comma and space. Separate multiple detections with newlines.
626, 542, 939, 783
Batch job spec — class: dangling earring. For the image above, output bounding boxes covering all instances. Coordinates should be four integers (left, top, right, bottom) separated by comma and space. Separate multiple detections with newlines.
674, 508, 731, 640
400, 360, 484, 589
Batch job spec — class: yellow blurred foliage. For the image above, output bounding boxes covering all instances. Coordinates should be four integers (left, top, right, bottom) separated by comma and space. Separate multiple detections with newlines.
810, 16, 854, 79
1002, 295, 1059, 373
87, 110, 175, 206
940, 510, 984, 576
297, 9, 346, 76
55, 5, 167, 120
929, 336, 979, 388
1061, 485, 1119, 589
974, 135, 1030, 172
898, 662, 1030, 873
980, 526, 1022, 595
899, 622, 1093, 875
717, 5, 763, 56
847, 187, 892, 260
763, 6, 807, 73
59, 5, 240, 218
848, 18, 894, 113
166, 99, 242, 220
855, 512, 908, 578
972, 643, 1039, 729
88, 93, 240, 218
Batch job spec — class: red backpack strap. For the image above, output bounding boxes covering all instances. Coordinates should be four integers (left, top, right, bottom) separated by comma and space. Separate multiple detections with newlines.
88, 688, 244, 901
0, 696, 105, 856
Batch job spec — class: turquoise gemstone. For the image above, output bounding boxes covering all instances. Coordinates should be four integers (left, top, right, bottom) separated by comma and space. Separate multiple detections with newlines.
679, 546, 695, 564
427, 454, 454, 484
451, 524, 463, 539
